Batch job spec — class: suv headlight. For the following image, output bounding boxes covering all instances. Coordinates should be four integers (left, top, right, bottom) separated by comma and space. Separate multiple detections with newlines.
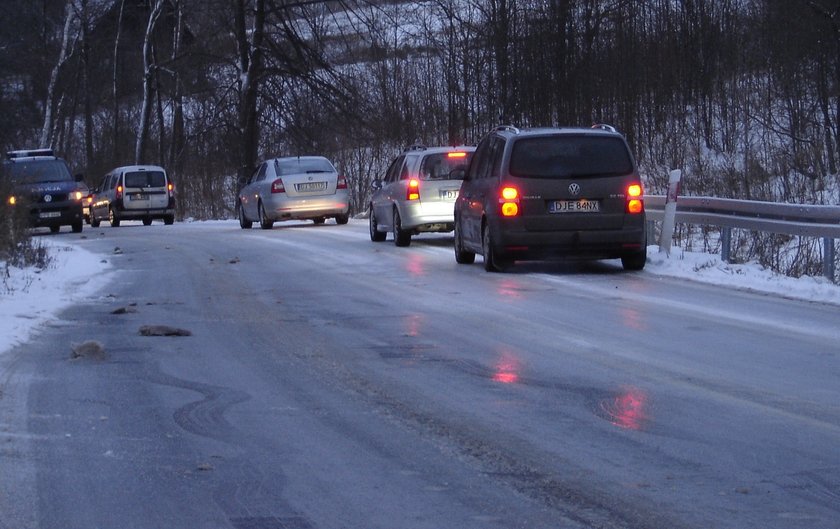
69, 190, 83, 201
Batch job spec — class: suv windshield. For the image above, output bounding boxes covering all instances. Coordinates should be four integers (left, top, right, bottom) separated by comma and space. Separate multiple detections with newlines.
509, 136, 633, 178
276, 158, 335, 176
4, 159, 73, 184
419, 152, 473, 180
125, 171, 166, 188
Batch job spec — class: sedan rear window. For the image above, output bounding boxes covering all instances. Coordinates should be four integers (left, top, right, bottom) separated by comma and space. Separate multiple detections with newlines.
419, 152, 474, 180
276, 158, 335, 176
124, 171, 166, 188
509, 136, 634, 178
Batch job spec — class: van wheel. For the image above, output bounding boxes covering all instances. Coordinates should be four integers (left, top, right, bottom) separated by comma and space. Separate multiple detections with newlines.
258, 201, 274, 230
393, 209, 411, 247
71, 220, 83, 233
163, 215, 174, 225
454, 219, 475, 264
369, 207, 386, 242
482, 223, 510, 272
109, 208, 120, 227
621, 249, 647, 271
238, 204, 252, 229
142, 218, 152, 226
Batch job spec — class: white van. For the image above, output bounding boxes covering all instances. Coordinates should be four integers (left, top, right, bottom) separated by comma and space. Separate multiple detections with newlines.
90, 165, 175, 227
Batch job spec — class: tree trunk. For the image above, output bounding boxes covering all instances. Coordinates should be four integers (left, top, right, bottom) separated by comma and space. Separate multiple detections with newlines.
135, 0, 164, 165
235, 0, 267, 186
40, 0, 77, 149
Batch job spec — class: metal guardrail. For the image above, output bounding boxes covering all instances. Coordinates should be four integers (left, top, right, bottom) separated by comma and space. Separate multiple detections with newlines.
645, 195, 840, 282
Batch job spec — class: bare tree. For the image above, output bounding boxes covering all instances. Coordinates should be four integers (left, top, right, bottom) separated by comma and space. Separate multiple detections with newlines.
135, 0, 165, 164
40, 0, 78, 149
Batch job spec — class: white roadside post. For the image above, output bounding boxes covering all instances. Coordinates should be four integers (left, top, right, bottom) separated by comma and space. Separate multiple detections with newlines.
658, 169, 682, 256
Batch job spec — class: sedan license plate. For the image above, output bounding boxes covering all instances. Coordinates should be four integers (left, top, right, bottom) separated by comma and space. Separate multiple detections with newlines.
39, 211, 61, 219
439, 189, 459, 200
549, 199, 600, 213
296, 182, 327, 192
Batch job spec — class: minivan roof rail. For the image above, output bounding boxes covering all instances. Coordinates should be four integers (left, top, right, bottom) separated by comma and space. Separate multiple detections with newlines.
495, 124, 520, 134
405, 143, 427, 152
591, 123, 618, 133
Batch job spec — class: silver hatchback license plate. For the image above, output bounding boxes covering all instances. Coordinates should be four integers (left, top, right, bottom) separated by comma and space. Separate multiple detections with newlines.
549, 199, 600, 213
296, 182, 327, 192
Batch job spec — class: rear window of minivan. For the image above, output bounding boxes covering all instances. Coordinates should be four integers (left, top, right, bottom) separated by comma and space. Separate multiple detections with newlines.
124, 171, 166, 188
509, 136, 634, 178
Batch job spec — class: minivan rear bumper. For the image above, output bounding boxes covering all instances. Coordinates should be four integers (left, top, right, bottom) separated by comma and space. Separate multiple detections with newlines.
489, 216, 646, 260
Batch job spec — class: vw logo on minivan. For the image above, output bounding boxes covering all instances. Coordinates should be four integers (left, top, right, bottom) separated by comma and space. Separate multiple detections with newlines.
568, 183, 581, 196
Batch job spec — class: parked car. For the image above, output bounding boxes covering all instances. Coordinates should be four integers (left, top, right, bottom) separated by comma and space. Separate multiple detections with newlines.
369, 145, 475, 246
237, 156, 349, 229
90, 165, 175, 227
453, 124, 647, 272
2, 149, 85, 233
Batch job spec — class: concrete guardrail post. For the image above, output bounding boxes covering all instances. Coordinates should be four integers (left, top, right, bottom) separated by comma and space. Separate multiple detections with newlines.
824, 237, 836, 283
721, 227, 732, 263
658, 169, 682, 256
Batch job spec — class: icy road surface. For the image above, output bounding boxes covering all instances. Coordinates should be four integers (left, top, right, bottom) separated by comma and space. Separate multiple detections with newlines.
1, 220, 838, 529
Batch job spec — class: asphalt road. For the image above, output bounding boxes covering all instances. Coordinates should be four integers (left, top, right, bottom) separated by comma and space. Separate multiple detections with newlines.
1, 220, 838, 529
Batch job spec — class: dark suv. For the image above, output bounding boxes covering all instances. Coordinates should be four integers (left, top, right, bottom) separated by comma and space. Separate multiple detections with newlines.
453, 125, 646, 272
2, 149, 86, 233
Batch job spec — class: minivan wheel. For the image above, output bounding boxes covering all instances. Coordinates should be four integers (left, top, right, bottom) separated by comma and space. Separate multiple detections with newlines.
258, 201, 274, 230
90, 213, 100, 228
142, 217, 153, 226
369, 207, 386, 242
621, 249, 647, 271
393, 209, 411, 247
109, 208, 120, 227
482, 223, 510, 272
454, 219, 475, 264
163, 215, 174, 225
238, 204, 252, 229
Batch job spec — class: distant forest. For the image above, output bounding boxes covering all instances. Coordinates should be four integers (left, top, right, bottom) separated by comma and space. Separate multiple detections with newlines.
2, 0, 838, 227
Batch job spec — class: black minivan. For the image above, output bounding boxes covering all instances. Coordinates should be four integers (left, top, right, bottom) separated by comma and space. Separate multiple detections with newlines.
453, 125, 647, 272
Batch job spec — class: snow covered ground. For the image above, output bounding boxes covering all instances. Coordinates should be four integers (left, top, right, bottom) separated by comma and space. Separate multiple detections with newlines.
1, 220, 838, 357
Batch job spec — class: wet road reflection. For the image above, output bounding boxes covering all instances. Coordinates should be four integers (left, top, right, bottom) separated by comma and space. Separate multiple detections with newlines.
600, 386, 649, 430
492, 351, 522, 384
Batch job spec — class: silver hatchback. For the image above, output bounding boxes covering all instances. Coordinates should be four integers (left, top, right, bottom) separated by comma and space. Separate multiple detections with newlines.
238, 156, 350, 229
369, 145, 475, 246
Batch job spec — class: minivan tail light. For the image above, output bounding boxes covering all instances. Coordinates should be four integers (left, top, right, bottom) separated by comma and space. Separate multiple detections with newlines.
499, 186, 520, 217
626, 183, 644, 214
116, 185, 123, 199
271, 178, 286, 194
167, 182, 174, 196
406, 178, 420, 201
337, 175, 348, 190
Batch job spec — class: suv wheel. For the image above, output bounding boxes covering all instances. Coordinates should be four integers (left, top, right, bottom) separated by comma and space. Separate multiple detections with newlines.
109, 208, 120, 227
71, 220, 83, 233
369, 207, 386, 242
482, 223, 510, 272
238, 204, 252, 229
393, 208, 411, 247
258, 201, 274, 230
50, 225, 60, 234
454, 219, 475, 264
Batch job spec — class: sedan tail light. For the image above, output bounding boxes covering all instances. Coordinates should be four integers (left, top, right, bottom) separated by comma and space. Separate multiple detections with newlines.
406, 178, 420, 201
626, 183, 644, 214
499, 186, 520, 217
271, 178, 286, 194
337, 175, 348, 190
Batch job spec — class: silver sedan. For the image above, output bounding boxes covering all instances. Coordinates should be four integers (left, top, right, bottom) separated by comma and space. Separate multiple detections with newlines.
238, 156, 350, 229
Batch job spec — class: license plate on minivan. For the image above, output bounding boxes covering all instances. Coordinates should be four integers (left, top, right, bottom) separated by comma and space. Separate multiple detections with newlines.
439, 189, 459, 200
549, 199, 600, 213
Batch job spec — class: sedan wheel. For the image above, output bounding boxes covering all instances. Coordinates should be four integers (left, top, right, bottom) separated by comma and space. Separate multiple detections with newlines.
258, 202, 273, 230
238, 204, 252, 229
369, 207, 386, 242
